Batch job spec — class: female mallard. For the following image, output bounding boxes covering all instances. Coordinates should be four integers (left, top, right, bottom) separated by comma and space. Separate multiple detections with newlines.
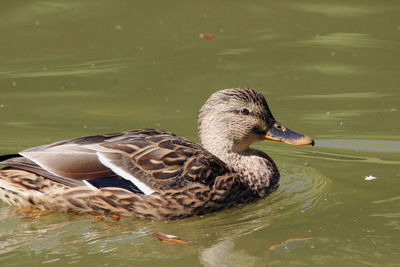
0, 88, 313, 220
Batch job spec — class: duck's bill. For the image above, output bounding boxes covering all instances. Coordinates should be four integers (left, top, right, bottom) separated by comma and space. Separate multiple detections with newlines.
262, 121, 315, 146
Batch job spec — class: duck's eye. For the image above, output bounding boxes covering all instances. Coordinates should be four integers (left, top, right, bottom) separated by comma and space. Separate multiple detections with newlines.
241, 108, 250, 115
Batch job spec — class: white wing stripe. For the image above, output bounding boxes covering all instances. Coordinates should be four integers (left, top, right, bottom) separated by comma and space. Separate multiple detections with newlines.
96, 152, 155, 195
83, 180, 99, 190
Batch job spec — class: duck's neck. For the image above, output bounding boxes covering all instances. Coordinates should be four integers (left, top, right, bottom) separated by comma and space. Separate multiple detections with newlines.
203, 139, 279, 197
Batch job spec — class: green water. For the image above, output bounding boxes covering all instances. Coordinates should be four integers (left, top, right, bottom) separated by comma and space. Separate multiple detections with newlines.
0, 0, 399, 266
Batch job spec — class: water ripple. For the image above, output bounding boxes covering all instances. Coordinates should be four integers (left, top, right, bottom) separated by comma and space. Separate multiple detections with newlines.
0, 163, 331, 263
0, 58, 136, 79
297, 33, 387, 49
317, 139, 400, 152
288, 3, 377, 17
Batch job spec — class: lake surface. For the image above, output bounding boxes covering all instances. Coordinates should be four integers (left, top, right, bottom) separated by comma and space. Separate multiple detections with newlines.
0, 0, 399, 266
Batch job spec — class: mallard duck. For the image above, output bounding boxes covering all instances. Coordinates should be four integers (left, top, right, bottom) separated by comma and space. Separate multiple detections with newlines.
0, 88, 314, 220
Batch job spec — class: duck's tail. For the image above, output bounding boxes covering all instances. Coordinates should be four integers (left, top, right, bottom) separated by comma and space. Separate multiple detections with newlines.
0, 169, 60, 207
0, 174, 42, 207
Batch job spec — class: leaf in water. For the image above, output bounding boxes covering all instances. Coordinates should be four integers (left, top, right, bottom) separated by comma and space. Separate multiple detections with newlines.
199, 33, 214, 39
152, 232, 190, 245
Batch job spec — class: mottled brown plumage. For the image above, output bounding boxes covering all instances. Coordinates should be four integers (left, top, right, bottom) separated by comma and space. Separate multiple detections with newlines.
0, 88, 314, 220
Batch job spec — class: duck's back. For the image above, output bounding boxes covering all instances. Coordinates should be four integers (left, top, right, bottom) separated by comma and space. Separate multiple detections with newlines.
0, 129, 231, 195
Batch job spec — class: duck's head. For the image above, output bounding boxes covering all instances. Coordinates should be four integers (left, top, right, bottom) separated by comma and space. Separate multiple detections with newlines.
198, 88, 314, 156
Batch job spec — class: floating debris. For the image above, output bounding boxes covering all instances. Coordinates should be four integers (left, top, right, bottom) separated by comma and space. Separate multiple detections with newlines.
199, 33, 214, 39
364, 175, 377, 181
152, 232, 190, 245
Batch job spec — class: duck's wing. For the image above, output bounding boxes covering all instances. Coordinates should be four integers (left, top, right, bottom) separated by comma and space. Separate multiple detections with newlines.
0, 155, 86, 187
95, 129, 230, 194
0, 132, 123, 188
1, 129, 229, 195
